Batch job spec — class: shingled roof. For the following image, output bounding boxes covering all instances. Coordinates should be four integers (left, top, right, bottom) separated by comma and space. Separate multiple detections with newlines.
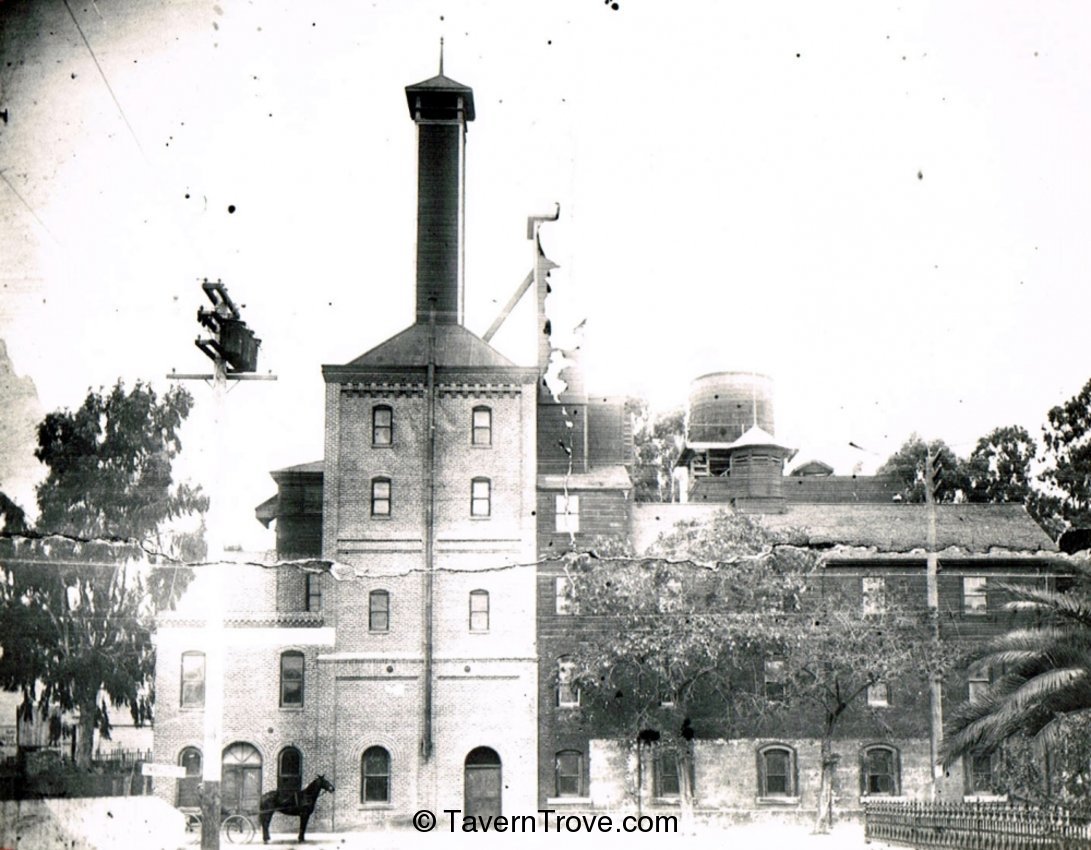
343, 323, 517, 369
632, 502, 1056, 555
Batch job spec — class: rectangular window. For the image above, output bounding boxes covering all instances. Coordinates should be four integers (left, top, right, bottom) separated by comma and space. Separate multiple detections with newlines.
654, 751, 682, 798
471, 478, 491, 517
555, 751, 582, 797
371, 478, 391, 517
963, 577, 988, 615
864, 748, 898, 795
472, 407, 492, 446
181, 652, 205, 707
555, 494, 580, 533
862, 577, 886, 616
764, 658, 786, 703
557, 659, 580, 707
304, 573, 322, 612
867, 682, 890, 707
369, 590, 390, 632
555, 576, 576, 615
372, 406, 392, 446
969, 668, 991, 702
968, 753, 994, 794
762, 749, 792, 796
469, 590, 489, 632
280, 653, 304, 707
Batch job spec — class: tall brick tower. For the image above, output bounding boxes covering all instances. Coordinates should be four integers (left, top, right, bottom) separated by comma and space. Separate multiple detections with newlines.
315, 58, 539, 827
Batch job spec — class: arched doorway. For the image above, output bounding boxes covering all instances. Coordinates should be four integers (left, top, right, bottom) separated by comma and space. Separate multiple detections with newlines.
464, 747, 501, 817
177, 747, 201, 808
222, 742, 262, 815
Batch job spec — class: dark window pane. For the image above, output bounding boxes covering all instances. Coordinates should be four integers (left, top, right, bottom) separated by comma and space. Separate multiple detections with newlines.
362, 747, 390, 803
181, 653, 205, 707
373, 407, 392, 445
370, 591, 389, 631
764, 750, 791, 796
280, 653, 304, 706
657, 752, 680, 797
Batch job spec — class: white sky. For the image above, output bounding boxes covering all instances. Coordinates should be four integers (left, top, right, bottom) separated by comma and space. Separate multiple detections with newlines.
2, 1, 1090, 548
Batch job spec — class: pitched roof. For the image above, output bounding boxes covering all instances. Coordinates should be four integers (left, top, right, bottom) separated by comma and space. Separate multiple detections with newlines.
345, 323, 517, 369
631, 502, 1056, 555
272, 460, 324, 476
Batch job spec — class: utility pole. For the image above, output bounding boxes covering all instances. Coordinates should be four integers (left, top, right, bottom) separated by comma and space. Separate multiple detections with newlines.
169, 279, 275, 850
924, 448, 944, 800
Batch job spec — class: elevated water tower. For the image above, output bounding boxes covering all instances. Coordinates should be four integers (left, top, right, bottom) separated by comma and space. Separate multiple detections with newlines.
686, 372, 775, 444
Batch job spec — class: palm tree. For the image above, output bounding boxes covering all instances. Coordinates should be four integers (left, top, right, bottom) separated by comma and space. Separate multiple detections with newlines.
941, 563, 1091, 766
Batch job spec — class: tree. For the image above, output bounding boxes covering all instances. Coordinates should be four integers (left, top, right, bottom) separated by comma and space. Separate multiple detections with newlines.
877, 434, 969, 503
1041, 378, 1091, 530
0, 491, 27, 533
941, 563, 1091, 768
0, 380, 207, 767
628, 398, 685, 503
965, 425, 1036, 505
565, 510, 930, 833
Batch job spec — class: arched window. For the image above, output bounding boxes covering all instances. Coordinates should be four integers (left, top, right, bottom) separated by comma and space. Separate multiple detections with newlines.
471, 477, 491, 517
180, 651, 205, 707
861, 745, 900, 796
555, 750, 582, 797
278, 747, 302, 792
472, 406, 492, 446
556, 657, 579, 708
361, 746, 390, 803
279, 651, 304, 707
369, 590, 390, 632
758, 745, 797, 798
469, 590, 489, 632
371, 477, 391, 517
177, 747, 201, 808
372, 405, 393, 446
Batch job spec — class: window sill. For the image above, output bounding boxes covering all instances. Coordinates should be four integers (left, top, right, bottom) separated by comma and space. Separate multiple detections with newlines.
279, 706, 304, 712
546, 797, 591, 806
860, 795, 907, 804
470, 444, 493, 449
370, 515, 392, 521
358, 803, 393, 810
557, 704, 581, 711
652, 797, 681, 807
756, 796, 800, 806
470, 516, 492, 521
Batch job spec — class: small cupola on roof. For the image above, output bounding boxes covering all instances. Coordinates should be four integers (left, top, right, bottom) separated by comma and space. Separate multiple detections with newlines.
406, 43, 476, 326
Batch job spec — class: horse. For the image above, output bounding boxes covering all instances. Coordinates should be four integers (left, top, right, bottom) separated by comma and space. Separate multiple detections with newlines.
258, 774, 335, 844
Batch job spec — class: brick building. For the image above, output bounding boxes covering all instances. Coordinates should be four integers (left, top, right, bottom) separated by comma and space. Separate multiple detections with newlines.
152, 64, 1067, 831
534, 372, 1067, 823
154, 64, 543, 829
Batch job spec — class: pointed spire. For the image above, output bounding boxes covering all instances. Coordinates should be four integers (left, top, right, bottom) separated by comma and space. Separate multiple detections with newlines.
439, 37, 444, 75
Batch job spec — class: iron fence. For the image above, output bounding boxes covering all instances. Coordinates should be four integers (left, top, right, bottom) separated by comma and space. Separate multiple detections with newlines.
865, 800, 1091, 850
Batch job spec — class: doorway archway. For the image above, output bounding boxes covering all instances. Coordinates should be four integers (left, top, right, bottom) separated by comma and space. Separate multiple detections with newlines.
464, 747, 501, 817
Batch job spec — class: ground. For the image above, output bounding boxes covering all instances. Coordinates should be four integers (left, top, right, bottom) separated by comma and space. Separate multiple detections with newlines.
178, 822, 888, 850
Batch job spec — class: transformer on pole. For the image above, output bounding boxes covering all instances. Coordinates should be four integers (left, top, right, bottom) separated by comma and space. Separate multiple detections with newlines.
168, 279, 275, 850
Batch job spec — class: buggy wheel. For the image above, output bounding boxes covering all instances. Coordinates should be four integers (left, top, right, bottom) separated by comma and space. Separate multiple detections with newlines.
222, 814, 255, 844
